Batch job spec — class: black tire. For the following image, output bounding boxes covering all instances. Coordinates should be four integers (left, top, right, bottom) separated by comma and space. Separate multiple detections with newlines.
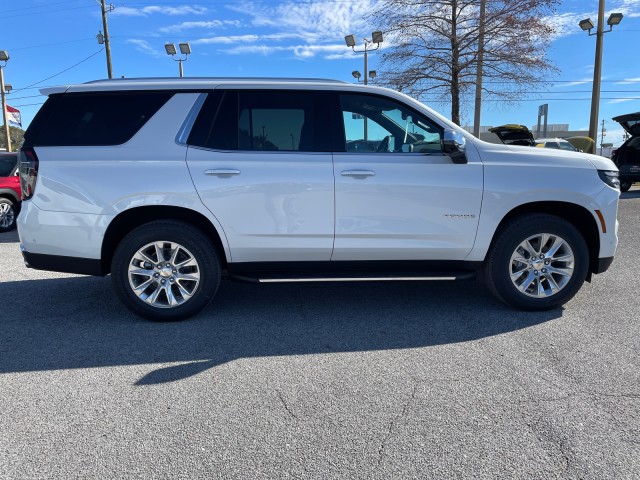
619, 180, 632, 192
0, 197, 17, 232
483, 214, 589, 311
111, 220, 221, 321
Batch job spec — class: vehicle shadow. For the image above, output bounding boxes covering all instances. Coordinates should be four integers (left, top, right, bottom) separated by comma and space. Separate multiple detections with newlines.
0, 229, 19, 244
620, 188, 640, 199
0, 275, 561, 384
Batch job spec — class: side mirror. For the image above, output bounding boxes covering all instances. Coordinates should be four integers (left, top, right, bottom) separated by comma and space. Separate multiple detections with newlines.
443, 130, 467, 164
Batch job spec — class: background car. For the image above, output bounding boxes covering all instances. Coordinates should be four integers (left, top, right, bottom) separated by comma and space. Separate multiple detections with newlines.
488, 124, 536, 146
0, 152, 21, 232
567, 136, 595, 154
534, 138, 580, 151
611, 112, 640, 192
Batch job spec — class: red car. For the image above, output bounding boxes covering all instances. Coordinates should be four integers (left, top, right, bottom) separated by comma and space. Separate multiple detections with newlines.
0, 152, 21, 232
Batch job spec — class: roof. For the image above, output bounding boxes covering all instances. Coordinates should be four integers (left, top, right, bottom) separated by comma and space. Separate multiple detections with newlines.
40, 77, 350, 96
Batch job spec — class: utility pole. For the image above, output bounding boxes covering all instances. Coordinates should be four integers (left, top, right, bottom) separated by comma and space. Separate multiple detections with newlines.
100, 0, 113, 79
588, 0, 605, 145
472, 0, 486, 138
600, 119, 606, 156
0, 51, 11, 152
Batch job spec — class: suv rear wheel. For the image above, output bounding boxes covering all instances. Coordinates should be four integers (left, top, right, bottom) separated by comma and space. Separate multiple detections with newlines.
111, 221, 221, 321
0, 198, 17, 232
484, 214, 589, 310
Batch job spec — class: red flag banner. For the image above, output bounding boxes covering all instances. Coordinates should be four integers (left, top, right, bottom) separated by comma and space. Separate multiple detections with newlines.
7, 105, 21, 128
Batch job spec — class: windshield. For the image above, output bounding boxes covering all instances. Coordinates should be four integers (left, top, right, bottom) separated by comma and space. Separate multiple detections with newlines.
558, 140, 578, 151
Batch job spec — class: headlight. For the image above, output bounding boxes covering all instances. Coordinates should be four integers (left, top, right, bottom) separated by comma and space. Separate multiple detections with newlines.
598, 170, 620, 189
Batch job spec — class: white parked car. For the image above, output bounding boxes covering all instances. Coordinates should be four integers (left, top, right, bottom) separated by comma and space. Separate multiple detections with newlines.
17, 78, 621, 321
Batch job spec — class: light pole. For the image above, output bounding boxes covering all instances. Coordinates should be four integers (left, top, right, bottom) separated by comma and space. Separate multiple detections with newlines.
165, 43, 191, 77
579, 5, 623, 150
344, 31, 383, 85
345, 32, 382, 141
0, 50, 11, 152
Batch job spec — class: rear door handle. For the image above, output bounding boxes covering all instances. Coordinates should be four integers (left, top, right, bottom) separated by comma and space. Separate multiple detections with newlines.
205, 169, 241, 176
340, 170, 376, 177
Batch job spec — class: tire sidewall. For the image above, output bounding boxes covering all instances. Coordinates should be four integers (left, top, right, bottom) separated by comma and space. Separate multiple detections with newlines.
486, 215, 589, 310
0, 198, 16, 232
111, 221, 221, 321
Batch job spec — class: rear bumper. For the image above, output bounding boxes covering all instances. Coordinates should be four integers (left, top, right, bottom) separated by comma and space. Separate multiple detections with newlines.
21, 246, 105, 276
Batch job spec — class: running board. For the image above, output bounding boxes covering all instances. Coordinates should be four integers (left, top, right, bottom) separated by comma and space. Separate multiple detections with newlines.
230, 272, 476, 283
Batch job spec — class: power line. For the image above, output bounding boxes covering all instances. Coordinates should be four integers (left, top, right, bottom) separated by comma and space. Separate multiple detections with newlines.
0, 0, 80, 14
11, 49, 105, 94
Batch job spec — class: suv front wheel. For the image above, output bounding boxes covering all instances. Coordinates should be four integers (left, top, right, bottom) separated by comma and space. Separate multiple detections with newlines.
484, 214, 589, 310
111, 221, 221, 321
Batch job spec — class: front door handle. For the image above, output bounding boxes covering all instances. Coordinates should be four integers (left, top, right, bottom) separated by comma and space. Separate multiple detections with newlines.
340, 170, 376, 177
205, 169, 241, 177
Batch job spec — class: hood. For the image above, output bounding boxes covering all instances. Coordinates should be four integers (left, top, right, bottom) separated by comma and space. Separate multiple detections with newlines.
488, 124, 536, 146
566, 136, 595, 153
612, 112, 640, 137
477, 139, 617, 172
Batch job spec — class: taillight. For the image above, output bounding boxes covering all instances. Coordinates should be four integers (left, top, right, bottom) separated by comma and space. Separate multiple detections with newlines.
19, 147, 39, 200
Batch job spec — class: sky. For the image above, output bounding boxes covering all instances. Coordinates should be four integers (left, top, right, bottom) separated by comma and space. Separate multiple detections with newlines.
1, 0, 638, 147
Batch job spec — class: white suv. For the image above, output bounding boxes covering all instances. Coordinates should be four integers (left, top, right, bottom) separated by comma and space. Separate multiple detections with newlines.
17, 78, 620, 321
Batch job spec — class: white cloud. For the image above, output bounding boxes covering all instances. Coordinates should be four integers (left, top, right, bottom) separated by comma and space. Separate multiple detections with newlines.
556, 79, 592, 88
226, 0, 382, 40
608, 98, 637, 104
616, 77, 640, 85
125, 39, 163, 57
113, 6, 207, 17
192, 35, 260, 45
616, 0, 640, 18
159, 20, 240, 34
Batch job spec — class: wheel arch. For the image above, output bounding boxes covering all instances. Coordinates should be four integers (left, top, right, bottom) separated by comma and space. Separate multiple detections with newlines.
101, 206, 228, 275
0, 189, 20, 204
491, 201, 600, 276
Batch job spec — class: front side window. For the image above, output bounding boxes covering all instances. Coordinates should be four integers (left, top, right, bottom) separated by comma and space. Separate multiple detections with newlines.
340, 93, 443, 154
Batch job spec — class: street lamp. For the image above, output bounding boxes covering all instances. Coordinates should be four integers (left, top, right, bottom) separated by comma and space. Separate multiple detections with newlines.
165, 42, 191, 77
351, 70, 377, 83
344, 31, 383, 85
0, 50, 11, 152
579, 3, 623, 150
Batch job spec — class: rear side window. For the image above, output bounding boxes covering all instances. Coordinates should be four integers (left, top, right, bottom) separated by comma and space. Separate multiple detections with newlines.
188, 90, 336, 152
24, 91, 173, 146
0, 155, 17, 176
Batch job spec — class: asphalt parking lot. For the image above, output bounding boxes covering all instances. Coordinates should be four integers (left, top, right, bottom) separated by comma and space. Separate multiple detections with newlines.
1, 189, 639, 479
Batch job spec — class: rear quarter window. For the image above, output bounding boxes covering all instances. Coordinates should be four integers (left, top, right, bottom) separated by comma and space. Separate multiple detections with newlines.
24, 91, 174, 147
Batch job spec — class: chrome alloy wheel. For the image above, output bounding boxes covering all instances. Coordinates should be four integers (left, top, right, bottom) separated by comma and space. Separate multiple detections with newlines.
0, 202, 15, 229
509, 233, 575, 298
127, 241, 201, 308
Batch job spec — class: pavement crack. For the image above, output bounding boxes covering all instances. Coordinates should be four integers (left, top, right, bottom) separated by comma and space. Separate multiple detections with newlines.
276, 390, 299, 421
377, 383, 418, 467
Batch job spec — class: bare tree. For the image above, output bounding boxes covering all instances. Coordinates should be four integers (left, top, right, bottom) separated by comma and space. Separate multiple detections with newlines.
369, 0, 559, 125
